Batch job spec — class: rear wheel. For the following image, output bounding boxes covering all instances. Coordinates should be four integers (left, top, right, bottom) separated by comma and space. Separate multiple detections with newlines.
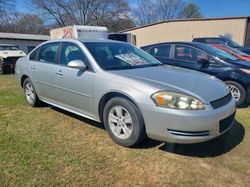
23, 78, 41, 107
0, 62, 4, 75
103, 97, 146, 147
225, 81, 246, 106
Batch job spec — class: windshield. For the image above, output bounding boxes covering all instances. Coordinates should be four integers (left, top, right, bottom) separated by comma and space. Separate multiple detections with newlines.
198, 43, 239, 61
83, 42, 162, 70
0, 45, 19, 51
223, 38, 241, 48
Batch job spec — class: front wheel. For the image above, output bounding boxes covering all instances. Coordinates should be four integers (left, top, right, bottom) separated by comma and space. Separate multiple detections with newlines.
23, 78, 41, 107
103, 97, 146, 147
225, 81, 246, 106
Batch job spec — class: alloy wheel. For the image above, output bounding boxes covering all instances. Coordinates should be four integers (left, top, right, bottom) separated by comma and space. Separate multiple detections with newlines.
228, 84, 240, 101
108, 106, 133, 139
25, 82, 35, 104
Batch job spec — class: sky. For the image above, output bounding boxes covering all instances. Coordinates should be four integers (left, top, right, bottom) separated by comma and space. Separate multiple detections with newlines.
17, 0, 250, 18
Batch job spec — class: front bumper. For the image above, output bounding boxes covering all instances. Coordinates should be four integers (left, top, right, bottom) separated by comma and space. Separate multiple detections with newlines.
141, 98, 236, 144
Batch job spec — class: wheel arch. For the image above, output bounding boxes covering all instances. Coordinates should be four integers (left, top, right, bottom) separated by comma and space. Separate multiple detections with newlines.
224, 78, 247, 92
98, 91, 142, 123
21, 75, 29, 88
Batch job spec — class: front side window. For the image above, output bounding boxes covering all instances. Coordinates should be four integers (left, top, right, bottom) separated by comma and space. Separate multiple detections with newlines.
84, 42, 161, 70
174, 45, 207, 63
149, 45, 171, 58
60, 43, 87, 65
37, 43, 60, 63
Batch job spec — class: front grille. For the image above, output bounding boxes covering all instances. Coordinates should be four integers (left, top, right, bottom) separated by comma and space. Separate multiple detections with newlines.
211, 93, 232, 109
219, 112, 235, 133
168, 129, 209, 137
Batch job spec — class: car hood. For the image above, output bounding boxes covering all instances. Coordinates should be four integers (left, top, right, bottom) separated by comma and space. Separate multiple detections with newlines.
238, 47, 250, 55
227, 60, 250, 68
112, 65, 229, 104
238, 46, 250, 51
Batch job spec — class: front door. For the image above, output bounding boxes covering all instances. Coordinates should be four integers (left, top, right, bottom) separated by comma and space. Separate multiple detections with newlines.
172, 44, 213, 75
54, 42, 95, 117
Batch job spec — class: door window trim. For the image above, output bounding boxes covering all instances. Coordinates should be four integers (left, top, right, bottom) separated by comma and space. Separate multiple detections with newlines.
58, 42, 93, 71
172, 44, 208, 64
34, 42, 62, 64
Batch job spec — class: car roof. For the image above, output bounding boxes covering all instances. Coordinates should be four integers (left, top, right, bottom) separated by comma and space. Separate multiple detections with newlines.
193, 37, 222, 40
141, 41, 207, 48
46, 38, 125, 44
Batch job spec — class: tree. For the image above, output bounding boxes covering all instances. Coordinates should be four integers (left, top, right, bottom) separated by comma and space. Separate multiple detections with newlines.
133, 0, 159, 26
14, 14, 49, 34
0, 13, 49, 34
156, 0, 185, 20
179, 3, 203, 19
31, 0, 134, 31
0, 0, 16, 15
132, 0, 202, 26
133, 0, 185, 25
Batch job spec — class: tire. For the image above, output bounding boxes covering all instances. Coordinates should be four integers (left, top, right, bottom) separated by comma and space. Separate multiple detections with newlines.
225, 81, 246, 106
23, 78, 41, 107
103, 97, 146, 147
0, 63, 4, 75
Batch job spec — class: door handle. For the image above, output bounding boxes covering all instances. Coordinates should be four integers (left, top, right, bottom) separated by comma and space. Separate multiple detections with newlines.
56, 70, 63, 76
31, 65, 36, 70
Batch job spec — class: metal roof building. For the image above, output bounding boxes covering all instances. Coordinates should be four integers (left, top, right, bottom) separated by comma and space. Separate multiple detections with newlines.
122, 16, 250, 47
0, 32, 50, 53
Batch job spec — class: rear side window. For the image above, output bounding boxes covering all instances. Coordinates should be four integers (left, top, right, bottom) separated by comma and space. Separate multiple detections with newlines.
149, 45, 171, 58
29, 48, 39, 61
37, 43, 60, 63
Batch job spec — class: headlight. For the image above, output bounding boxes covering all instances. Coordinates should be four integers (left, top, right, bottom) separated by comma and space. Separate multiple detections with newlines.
151, 91, 205, 110
240, 68, 250, 74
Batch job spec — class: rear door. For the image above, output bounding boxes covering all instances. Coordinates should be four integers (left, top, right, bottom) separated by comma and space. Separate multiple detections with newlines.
147, 44, 176, 65
54, 42, 95, 117
29, 42, 61, 101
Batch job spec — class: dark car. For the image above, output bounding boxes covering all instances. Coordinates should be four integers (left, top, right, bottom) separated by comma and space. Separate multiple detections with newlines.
141, 42, 250, 106
192, 37, 250, 55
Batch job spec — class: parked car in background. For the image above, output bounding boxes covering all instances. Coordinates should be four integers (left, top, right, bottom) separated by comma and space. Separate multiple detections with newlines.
192, 37, 250, 55
210, 44, 250, 62
141, 42, 250, 106
0, 44, 26, 74
15, 39, 236, 147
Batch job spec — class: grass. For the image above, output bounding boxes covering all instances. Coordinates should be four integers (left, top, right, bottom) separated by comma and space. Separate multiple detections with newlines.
0, 74, 250, 186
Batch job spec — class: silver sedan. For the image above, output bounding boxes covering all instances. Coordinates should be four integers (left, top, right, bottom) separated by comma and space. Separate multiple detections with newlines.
15, 39, 236, 147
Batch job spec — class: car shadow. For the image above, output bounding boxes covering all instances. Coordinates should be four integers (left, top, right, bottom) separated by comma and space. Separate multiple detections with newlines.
49, 106, 245, 157
238, 103, 250, 109
158, 120, 245, 157
51, 106, 105, 130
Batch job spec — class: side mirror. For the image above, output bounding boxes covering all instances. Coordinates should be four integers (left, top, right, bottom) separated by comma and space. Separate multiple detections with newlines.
68, 60, 87, 70
197, 58, 210, 68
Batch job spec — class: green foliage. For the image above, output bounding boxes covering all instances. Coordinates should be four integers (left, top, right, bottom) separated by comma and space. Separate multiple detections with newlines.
179, 3, 203, 18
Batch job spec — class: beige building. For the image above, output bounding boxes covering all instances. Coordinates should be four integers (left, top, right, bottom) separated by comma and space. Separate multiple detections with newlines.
123, 16, 250, 47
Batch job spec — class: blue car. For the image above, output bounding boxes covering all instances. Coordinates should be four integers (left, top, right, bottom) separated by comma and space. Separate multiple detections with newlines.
141, 42, 250, 106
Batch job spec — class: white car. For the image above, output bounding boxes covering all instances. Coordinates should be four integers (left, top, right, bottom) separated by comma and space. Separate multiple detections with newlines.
0, 44, 26, 74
